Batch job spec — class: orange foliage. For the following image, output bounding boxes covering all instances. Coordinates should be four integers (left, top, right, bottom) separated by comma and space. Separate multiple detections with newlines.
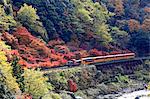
89, 49, 103, 56
63, 52, 76, 59
47, 39, 65, 48
110, 51, 121, 55
114, 0, 124, 16
18, 59, 28, 67
144, 7, 150, 13
141, 19, 150, 32
54, 45, 70, 54
16, 93, 32, 99
128, 19, 140, 32
2, 32, 19, 48
1, 27, 70, 68
74, 50, 89, 58
1, 26, 131, 68
68, 79, 78, 92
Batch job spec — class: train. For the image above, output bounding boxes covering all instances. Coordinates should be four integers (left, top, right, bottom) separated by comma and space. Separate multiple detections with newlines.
67, 53, 135, 66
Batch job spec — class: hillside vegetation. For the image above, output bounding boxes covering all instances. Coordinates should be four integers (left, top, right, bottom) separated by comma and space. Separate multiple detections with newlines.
0, 0, 149, 98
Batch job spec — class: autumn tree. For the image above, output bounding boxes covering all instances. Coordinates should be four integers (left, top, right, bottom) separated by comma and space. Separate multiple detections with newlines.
141, 19, 150, 32
71, 0, 113, 44
0, 40, 20, 93
128, 19, 140, 32
13, 0, 83, 42
114, 0, 124, 16
17, 4, 49, 41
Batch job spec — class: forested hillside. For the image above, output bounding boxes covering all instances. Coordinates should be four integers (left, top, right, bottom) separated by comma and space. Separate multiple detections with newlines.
0, 0, 149, 98
100, 0, 150, 56
12, 0, 150, 56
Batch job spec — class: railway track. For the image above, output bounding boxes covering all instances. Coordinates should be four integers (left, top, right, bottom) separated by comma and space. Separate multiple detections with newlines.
95, 56, 150, 66
95, 56, 150, 74
41, 56, 150, 72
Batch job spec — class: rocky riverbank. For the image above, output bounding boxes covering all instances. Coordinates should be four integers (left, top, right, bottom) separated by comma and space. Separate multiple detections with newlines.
75, 79, 145, 99
117, 90, 150, 99
43, 60, 150, 99
97, 83, 145, 99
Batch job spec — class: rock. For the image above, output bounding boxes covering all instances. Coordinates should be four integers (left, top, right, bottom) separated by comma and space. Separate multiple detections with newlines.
86, 88, 100, 96
97, 83, 109, 94
96, 94, 118, 99
75, 96, 83, 99
60, 93, 72, 99
75, 90, 88, 99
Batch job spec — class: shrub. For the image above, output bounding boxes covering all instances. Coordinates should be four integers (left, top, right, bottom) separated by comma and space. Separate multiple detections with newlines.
115, 74, 129, 83
89, 49, 103, 56
42, 92, 62, 99
46, 68, 81, 91
48, 72, 68, 90
23, 68, 52, 98
68, 79, 78, 92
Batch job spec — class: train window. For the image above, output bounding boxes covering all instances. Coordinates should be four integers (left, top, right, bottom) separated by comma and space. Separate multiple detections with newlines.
76, 61, 81, 64
84, 59, 94, 62
67, 61, 74, 65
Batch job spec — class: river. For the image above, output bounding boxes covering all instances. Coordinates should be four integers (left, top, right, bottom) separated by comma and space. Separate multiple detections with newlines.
117, 90, 150, 99
97, 90, 150, 99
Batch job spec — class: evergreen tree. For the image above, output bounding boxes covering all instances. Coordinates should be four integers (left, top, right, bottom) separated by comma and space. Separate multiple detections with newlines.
11, 56, 24, 92
129, 30, 150, 56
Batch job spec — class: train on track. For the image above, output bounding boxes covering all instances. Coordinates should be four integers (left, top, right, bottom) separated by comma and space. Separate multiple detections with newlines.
67, 53, 135, 66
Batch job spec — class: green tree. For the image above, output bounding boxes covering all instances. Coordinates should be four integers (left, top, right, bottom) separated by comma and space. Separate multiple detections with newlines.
42, 92, 62, 99
129, 30, 150, 56
17, 4, 49, 41
0, 4, 16, 33
23, 68, 53, 98
110, 27, 130, 47
11, 56, 24, 92
13, 0, 84, 42
0, 0, 13, 16
0, 75, 15, 99
71, 0, 114, 44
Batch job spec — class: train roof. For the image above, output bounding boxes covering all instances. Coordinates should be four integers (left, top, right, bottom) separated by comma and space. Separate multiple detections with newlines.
81, 53, 135, 60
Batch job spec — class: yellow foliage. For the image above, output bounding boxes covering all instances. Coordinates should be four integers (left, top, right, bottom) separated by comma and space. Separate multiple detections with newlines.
42, 92, 62, 99
0, 40, 20, 93
23, 68, 52, 98
0, 5, 16, 32
17, 4, 39, 23
148, 82, 150, 90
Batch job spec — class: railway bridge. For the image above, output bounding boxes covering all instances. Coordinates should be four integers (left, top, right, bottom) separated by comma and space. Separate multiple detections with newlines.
94, 56, 150, 74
